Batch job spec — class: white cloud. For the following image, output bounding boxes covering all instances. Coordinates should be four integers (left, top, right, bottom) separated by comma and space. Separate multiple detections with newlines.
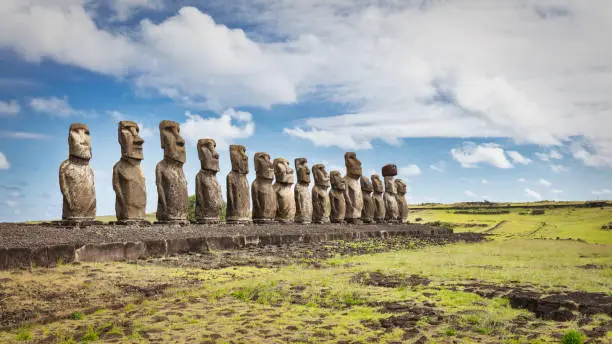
592, 189, 612, 195
550, 164, 567, 173
481, 179, 488, 184
29, 96, 84, 117
450, 142, 513, 169
552, 189, 563, 194
518, 178, 526, 182
180, 109, 255, 149
525, 188, 542, 200
0, 100, 20, 116
506, 151, 531, 165
399, 164, 421, 177
0, 152, 9, 169
535, 152, 550, 162
464, 190, 477, 197
0, 131, 50, 140
109, 0, 163, 21
536, 150, 564, 162
549, 150, 563, 160
429, 161, 446, 172
539, 178, 552, 187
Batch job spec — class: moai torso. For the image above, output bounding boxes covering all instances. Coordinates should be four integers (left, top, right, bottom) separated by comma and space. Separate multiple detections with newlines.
195, 139, 223, 224
156, 120, 188, 223
59, 123, 96, 221
274, 157, 295, 223
382, 164, 399, 223
226, 145, 251, 224
395, 179, 409, 223
113, 121, 146, 222
294, 158, 312, 224
311, 164, 331, 224
252, 152, 276, 223
361, 177, 375, 223
344, 152, 363, 224
371, 174, 386, 223
329, 171, 346, 224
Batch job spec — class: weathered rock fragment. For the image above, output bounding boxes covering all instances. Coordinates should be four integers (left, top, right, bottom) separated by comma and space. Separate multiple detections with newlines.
344, 152, 364, 224
226, 145, 251, 224
294, 158, 312, 224
395, 178, 409, 223
273, 157, 295, 223
382, 164, 400, 223
360, 176, 375, 223
195, 139, 223, 224
59, 123, 96, 221
252, 152, 276, 224
113, 121, 147, 224
371, 174, 386, 223
311, 164, 331, 224
329, 170, 346, 224
155, 120, 188, 224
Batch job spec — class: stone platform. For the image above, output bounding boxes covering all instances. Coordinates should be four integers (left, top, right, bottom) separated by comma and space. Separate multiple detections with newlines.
0, 223, 483, 269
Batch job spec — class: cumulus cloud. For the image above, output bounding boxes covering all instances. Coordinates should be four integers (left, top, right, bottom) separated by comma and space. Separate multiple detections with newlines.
525, 188, 542, 200
464, 190, 477, 198
507, 151, 531, 165
539, 179, 552, 187
399, 164, 421, 177
29, 96, 85, 117
592, 189, 612, 195
450, 142, 513, 169
429, 161, 446, 172
0, 152, 9, 169
0, 100, 20, 116
535, 150, 563, 162
550, 164, 567, 173
180, 109, 255, 149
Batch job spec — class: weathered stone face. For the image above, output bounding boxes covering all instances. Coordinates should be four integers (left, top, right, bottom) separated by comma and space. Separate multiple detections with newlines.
371, 174, 384, 193
68, 123, 92, 160
330, 171, 346, 191
274, 157, 295, 223
274, 157, 295, 184
384, 175, 399, 223
371, 174, 385, 223
295, 158, 311, 184
294, 158, 312, 224
230, 145, 249, 174
384, 176, 397, 195
118, 121, 143, 161
159, 120, 186, 164
329, 170, 346, 223
254, 152, 274, 180
114, 121, 146, 221
395, 178, 409, 223
344, 152, 362, 177
396, 179, 407, 195
361, 178, 375, 223
197, 139, 219, 172
313, 164, 331, 188
361, 177, 373, 193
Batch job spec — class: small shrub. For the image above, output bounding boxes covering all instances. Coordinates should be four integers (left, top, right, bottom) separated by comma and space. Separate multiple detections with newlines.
530, 209, 546, 215
444, 328, 456, 336
15, 328, 32, 341
81, 328, 99, 342
415, 217, 422, 222
562, 330, 585, 344
70, 312, 84, 320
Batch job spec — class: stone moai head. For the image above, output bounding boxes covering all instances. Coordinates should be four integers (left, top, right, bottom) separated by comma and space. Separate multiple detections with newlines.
118, 121, 144, 161
312, 164, 330, 188
295, 158, 311, 184
68, 123, 92, 160
159, 120, 186, 164
344, 152, 362, 177
254, 152, 274, 180
198, 138, 219, 172
360, 175, 373, 193
371, 174, 384, 193
330, 170, 346, 191
274, 157, 294, 184
395, 179, 407, 195
230, 145, 248, 174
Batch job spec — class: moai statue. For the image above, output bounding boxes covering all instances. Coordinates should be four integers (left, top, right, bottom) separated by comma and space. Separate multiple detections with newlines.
382, 164, 400, 223
155, 120, 189, 224
273, 157, 295, 223
395, 179, 409, 224
329, 170, 346, 224
112, 121, 147, 224
226, 145, 251, 224
59, 123, 97, 223
195, 139, 223, 224
371, 174, 386, 223
311, 164, 331, 224
252, 152, 276, 224
360, 176, 375, 224
294, 158, 312, 224
344, 152, 364, 224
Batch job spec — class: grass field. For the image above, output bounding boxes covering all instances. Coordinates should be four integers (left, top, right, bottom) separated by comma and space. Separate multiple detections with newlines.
2, 205, 611, 343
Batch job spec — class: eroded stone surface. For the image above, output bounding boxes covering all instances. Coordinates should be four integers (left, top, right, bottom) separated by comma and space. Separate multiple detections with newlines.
371, 174, 386, 224
156, 120, 188, 224
312, 164, 331, 224
395, 179, 409, 223
344, 152, 364, 224
382, 164, 399, 223
59, 123, 96, 221
252, 152, 276, 224
273, 157, 295, 223
329, 170, 346, 224
195, 139, 223, 224
294, 158, 312, 224
226, 145, 251, 224
113, 121, 146, 222
361, 176, 375, 223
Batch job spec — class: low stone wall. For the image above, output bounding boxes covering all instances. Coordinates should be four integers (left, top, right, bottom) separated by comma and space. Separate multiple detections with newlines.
0, 224, 484, 269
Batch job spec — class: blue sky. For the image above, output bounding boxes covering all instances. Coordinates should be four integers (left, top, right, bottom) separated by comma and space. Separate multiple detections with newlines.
0, 0, 611, 222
